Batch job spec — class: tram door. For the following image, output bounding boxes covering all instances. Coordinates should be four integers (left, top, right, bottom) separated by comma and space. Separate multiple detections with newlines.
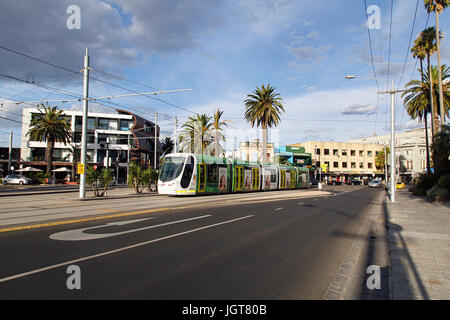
198, 163, 206, 192
280, 170, 286, 189
252, 168, 260, 191
234, 166, 244, 191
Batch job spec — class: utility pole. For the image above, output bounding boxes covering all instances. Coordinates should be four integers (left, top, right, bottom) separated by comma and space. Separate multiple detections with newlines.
154, 112, 158, 169
174, 116, 178, 153
79, 48, 90, 199
8, 131, 12, 174
384, 145, 388, 186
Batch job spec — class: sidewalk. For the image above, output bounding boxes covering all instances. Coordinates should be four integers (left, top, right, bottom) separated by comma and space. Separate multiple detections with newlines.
385, 190, 450, 300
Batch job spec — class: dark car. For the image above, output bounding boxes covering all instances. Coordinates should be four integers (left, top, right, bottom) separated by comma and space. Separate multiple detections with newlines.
347, 178, 362, 185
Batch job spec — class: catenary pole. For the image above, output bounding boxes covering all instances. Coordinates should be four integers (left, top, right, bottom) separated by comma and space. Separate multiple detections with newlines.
79, 48, 90, 199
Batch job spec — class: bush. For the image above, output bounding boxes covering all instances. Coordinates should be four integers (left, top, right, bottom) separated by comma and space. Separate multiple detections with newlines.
436, 174, 450, 190
426, 185, 449, 202
412, 173, 438, 196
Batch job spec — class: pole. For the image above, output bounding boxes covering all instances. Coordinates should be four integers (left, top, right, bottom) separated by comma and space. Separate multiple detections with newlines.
154, 112, 158, 169
8, 131, 12, 174
384, 145, 387, 179
390, 79, 395, 203
435, 11, 445, 129
79, 48, 90, 199
174, 116, 178, 153
127, 132, 130, 181
106, 137, 110, 170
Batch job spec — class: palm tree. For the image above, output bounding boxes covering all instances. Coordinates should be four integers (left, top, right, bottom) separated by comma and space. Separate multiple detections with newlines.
244, 84, 285, 163
160, 137, 175, 156
410, 36, 432, 172
421, 27, 440, 136
209, 108, 231, 157
27, 104, 72, 174
178, 114, 213, 154
424, 0, 449, 129
402, 65, 450, 172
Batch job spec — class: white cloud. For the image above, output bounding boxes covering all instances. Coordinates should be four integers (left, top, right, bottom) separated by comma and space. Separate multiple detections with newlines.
342, 104, 377, 115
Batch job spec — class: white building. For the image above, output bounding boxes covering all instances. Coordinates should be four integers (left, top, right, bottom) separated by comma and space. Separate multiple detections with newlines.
347, 127, 432, 180
20, 108, 160, 183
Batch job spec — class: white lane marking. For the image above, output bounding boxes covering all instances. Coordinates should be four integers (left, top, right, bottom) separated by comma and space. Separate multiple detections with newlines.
274, 207, 284, 211
0, 215, 254, 284
50, 215, 211, 241
298, 202, 304, 205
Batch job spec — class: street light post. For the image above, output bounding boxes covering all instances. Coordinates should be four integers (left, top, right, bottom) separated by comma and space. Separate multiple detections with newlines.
345, 75, 403, 203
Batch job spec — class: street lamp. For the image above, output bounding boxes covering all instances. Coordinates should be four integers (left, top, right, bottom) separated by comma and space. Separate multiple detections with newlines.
345, 75, 402, 203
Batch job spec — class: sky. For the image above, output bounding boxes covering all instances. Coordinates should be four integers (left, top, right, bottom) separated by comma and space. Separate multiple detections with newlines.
0, 0, 449, 150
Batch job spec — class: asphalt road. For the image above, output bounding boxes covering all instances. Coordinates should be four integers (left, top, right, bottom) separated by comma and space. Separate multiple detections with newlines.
0, 186, 382, 299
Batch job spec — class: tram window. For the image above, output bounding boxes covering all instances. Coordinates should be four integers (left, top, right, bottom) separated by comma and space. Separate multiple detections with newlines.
180, 156, 194, 189
270, 170, 276, 182
207, 165, 218, 183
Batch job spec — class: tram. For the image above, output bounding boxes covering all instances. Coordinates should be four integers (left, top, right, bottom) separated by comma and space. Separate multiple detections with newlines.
158, 153, 310, 196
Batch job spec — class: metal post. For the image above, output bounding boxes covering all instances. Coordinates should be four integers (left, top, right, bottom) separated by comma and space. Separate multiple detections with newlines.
390, 80, 395, 203
8, 131, 12, 174
154, 112, 158, 169
127, 131, 130, 181
174, 116, 177, 153
79, 48, 89, 199
384, 145, 388, 187
106, 137, 110, 170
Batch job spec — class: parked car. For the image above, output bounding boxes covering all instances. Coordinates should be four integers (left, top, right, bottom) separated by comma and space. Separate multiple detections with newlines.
368, 180, 383, 188
2, 174, 33, 185
328, 179, 342, 185
396, 182, 405, 189
346, 178, 362, 185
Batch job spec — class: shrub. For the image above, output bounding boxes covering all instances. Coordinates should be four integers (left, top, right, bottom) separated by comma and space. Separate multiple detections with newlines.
412, 173, 438, 196
436, 174, 450, 190
426, 185, 449, 202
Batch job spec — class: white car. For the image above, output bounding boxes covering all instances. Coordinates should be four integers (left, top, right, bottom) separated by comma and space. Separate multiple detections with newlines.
368, 180, 383, 188
3, 174, 33, 185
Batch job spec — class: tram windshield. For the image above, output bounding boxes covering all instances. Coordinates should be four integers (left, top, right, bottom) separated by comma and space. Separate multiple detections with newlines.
159, 156, 186, 182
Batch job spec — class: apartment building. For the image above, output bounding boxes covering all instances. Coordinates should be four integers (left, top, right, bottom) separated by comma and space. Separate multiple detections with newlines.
287, 140, 385, 182
20, 108, 160, 183
239, 139, 275, 163
348, 128, 431, 181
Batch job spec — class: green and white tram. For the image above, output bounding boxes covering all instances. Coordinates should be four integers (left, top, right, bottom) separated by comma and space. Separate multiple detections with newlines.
158, 153, 310, 196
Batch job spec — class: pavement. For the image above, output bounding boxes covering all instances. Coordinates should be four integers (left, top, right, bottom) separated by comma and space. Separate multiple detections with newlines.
385, 189, 450, 300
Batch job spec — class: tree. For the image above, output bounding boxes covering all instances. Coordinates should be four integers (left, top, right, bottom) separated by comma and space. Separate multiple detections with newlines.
244, 84, 285, 163
85, 166, 114, 197
143, 167, 159, 192
127, 161, 152, 193
409, 36, 432, 172
160, 137, 175, 156
432, 124, 450, 177
420, 27, 440, 136
209, 108, 231, 157
63, 143, 92, 182
178, 114, 213, 154
424, 0, 450, 129
26, 104, 72, 174
375, 147, 390, 178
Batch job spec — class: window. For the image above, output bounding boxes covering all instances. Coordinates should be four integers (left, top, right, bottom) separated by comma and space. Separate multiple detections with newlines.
342, 162, 347, 168
88, 118, 96, 130
207, 165, 218, 184
351, 150, 356, 156
342, 149, 347, 156
324, 149, 329, 155
359, 150, 364, 157
316, 148, 321, 155
98, 118, 118, 130
359, 162, 364, 169
351, 162, 356, 168
420, 149, 426, 156
367, 150, 373, 157
368, 163, 373, 169
333, 162, 339, 168
333, 149, 339, 156
120, 119, 133, 131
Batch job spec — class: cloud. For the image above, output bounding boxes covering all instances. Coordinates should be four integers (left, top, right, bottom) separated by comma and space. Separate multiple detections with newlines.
286, 45, 331, 61
342, 104, 377, 115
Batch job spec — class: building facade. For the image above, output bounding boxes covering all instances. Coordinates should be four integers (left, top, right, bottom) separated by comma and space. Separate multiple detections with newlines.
239, 139, 275, 163
288, 140, 385, 182
20, 108, 160, 183
347, 128, 431, 182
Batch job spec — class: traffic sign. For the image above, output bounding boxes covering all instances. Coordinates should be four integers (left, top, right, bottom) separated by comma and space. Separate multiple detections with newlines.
77, 163, 85, 175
